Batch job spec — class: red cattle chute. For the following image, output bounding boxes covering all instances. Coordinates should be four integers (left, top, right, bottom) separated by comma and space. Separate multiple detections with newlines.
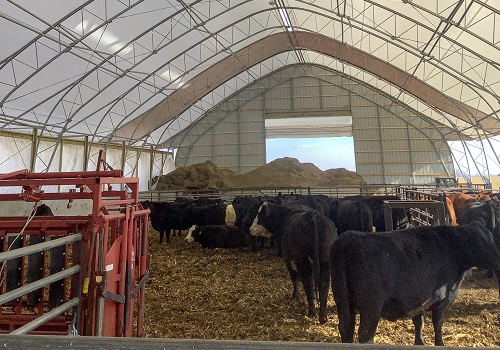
0, 152, 149, 337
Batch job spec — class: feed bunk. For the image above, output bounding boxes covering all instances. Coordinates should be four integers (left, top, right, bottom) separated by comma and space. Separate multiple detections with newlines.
0, 153, 149, 337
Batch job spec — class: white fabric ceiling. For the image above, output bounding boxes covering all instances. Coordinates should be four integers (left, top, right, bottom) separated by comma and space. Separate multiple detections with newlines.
1, 0, 499, 148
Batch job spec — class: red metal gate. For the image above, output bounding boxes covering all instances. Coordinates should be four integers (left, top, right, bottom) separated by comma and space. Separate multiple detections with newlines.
0, 151, 149, 337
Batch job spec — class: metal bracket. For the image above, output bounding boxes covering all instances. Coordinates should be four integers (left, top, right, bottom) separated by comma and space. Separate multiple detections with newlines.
102, 290, 125, 304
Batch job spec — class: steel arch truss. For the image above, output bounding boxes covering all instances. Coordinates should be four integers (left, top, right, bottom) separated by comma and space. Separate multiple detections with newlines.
0, 0, 499, 178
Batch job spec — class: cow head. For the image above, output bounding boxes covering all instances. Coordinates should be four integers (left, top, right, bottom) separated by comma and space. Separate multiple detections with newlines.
34, 204, 54, 216
140, 200, 152, 210
185, 225, 197, 242
191, 226, 203, 244
458, 221, 500, 271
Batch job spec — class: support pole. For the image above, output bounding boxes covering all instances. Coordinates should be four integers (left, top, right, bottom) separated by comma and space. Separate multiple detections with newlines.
83, 136, 89, 171
29, 128, 37, 172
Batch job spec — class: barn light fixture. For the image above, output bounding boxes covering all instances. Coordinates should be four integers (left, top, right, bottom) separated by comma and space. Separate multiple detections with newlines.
278, 8, 293, 32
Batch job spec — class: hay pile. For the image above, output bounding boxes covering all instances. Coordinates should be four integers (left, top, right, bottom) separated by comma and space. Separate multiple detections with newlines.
144, 234, 500, 346
155, 157, 366, 190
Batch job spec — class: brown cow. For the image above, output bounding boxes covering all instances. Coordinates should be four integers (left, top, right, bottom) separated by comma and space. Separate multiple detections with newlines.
447, 191, 491, 224
444, 196, 457, 226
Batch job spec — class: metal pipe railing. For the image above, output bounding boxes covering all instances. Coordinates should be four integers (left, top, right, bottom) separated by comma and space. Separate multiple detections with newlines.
0, 265, 80, 305
0, 233, 82, 263
10, 297, 80, 335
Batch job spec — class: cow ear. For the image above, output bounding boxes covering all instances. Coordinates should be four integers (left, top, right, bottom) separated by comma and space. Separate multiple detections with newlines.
475, 218, 486, 227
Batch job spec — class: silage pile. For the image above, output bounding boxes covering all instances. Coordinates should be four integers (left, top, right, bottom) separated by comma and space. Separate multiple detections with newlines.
155, 157, 366, 190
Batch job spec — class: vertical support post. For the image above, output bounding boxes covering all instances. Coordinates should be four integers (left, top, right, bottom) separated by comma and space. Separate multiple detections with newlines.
149, 146, 154, 191
383, 202, 394, 231
376, 107, 387, 183
58, 139, 63, 192
121, 142, 126, 191
121, 142, 126, 172
83, 136, 89, 171
161, 152, 165, 177
30, 128, 38, 172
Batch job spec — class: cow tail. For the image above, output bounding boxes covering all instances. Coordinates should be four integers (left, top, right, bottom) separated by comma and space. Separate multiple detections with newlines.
307, 210, 320, 296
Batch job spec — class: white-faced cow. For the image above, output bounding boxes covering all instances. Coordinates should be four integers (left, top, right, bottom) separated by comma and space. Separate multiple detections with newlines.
257, 202, 338, 324
331, 221, 500, 346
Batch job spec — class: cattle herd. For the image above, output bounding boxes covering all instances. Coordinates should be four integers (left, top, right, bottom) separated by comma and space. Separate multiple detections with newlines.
142, 191, 500, 346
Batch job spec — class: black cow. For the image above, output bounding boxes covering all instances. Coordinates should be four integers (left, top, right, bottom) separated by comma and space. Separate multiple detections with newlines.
232, 195, 262, 229
281, 193, 325, 215
191, 225, 244, 249
35, 203, 54, 216
334, 200, 373, 234
345, 195, 409, 232
141, 201, 192, 243
24, 204, 64, 307
170, 197, 223, 236
331, 222, 500, 345
232, 196, 262, 233
180, 203, 228, 228
493, 224, 500, 297
257, 202, 338, 324
462, 200, 500, 284
232, 195, 273, 251
462, 200, 500, 232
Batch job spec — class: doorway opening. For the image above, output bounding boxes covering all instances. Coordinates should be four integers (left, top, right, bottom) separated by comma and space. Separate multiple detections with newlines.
265, 116, 355, 171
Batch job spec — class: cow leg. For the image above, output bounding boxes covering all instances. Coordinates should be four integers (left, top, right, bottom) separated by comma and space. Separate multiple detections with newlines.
297, 259, 316, 318
338, 307, 356, 343
412, 314, 425, 345
431, 300, 448, 346
159, 230, 164, 244
259, 237, 266, 249
250, 236, 259, 252
358, 312, 380, 343
495, 269, 500, 297
285, 261, 300, 299
318, 263, 330, 325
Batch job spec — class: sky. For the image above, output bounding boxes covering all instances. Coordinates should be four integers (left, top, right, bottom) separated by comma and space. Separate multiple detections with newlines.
266, 137, 356, 171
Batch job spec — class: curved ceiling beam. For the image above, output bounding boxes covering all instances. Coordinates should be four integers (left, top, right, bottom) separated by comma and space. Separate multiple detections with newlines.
108, 31, 499, 143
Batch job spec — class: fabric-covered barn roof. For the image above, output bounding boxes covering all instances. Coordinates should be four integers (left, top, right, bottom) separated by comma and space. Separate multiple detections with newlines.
1, 0, 499, 147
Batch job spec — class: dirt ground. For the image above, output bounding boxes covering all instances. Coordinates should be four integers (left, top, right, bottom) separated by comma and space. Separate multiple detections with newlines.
144, 232, 500, 347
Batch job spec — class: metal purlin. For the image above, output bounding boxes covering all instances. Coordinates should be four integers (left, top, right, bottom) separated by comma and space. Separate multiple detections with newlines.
2, 1, 499, 180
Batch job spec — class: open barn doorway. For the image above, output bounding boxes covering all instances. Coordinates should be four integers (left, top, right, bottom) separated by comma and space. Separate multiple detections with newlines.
265, 116, 356, 171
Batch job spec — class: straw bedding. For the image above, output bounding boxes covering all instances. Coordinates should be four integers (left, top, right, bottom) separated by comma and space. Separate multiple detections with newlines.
144, 232, 500, 347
